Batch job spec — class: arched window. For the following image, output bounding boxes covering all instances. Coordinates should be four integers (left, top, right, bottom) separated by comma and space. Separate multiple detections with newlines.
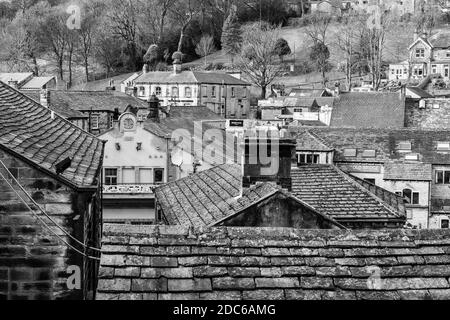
185, 87, 192, 98
155, 87, 162, 96
171, 86, 179, 97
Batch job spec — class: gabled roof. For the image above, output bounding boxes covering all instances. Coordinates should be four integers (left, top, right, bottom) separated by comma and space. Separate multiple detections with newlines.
0, 81, 103, 188
294, 127, 450, 165
135, 71, 250, 86
283, 97, 318, 108
156, 163, 405, 226
291, 165, 406, 222
384, 162, 432, 181
408, 36, 432, 50
289, 87, 330, 97
20, 76, 55, 90
330, 92, 405, 128
97, 225, 450, 300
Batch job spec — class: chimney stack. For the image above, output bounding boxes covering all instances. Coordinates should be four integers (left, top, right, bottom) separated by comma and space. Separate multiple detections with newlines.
40, 89, 50, 108
8, 80, 18, 89
143, 63, 149, 74
242, 130, 296, 191
172, 51, 183, 75
147, 94, 160, 122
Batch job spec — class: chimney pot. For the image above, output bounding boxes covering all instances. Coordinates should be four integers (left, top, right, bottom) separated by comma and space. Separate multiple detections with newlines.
40, 89, 50, 108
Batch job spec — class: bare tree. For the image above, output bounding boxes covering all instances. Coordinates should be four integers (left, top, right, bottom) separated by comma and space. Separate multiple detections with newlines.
237, 22, 284, 99
195, 35, 216, 66
358, 9, 393, 91
335, 14, 359, 91
170, 0, 202, 52
38, 6, 68, 81
107, 0, 140, 71
302, 12, 332, 44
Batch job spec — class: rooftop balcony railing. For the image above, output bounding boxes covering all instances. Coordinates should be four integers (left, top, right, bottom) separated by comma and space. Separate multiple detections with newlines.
103, 184, 162, 194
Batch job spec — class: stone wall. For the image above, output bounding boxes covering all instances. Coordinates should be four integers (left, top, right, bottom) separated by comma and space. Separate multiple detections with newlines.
97, 224, 450, 300
0, 149, 100, 300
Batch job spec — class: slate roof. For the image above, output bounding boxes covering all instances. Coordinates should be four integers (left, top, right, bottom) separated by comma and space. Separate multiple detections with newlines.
297, 127, 450, 165
0, 72, 33, 86
156, 163, 405, 227
20, 76, 55, 90
330, 92, 405, 128
291, 165, 405, 222
283, 97, 317, 108
429, 31, 450, 49
289, 88, 330, 97
97, 225, 450, 300
135, 71, 250, 86
296, 131, 334, 152
24, 90, 148, 113
384, 162, 433, 181
22, 91, 87, 120
0, 81, 103, 188
71, 72, 137, 91
144, 107, 222, 137
406, 87, 434, 99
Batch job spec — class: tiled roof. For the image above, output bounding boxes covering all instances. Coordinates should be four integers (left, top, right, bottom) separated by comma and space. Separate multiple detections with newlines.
0, 81, 103, 188
135, 71, 250, 86
297, 127, 450, 165
330, 92, 405, 128
283, 97, 317, 108
296, 131, 334, 151
24, 90, 148, 113
155, 164, 242, 226
429, 31, 450, 48
97, 225, 450, 300
156, 163, 405, 226
291, 165, 406, 222
20, 76, 55, 90
289, 88, 330, 97
384, 162, 433, 181
22, 91, 88, 119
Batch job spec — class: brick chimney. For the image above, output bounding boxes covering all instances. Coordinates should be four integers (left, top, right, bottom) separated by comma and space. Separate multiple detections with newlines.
242, 130, 296, 191
40, 89, 50, 108
147, 94, 160, 122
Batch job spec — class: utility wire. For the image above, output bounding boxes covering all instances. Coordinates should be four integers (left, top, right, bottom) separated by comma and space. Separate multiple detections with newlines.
0, 159, 101, 252
0, 161, 101, 261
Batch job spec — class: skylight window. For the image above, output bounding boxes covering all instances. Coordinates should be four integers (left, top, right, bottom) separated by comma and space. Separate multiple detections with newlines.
343, 148, 357, 157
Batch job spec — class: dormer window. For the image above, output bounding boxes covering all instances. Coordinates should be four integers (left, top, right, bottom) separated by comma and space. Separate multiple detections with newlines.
362, 149, 376, 158
437, 142, 450, 151
343, 148, 357, 157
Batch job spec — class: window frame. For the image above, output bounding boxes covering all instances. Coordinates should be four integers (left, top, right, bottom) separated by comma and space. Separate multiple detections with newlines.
154, 168, 164, 184
104, 168, 118, 186
91, 114, 100, 130
155, 86, 162, 96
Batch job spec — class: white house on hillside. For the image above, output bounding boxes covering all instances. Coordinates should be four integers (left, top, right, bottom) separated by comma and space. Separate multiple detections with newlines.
122, 61, 251, 119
